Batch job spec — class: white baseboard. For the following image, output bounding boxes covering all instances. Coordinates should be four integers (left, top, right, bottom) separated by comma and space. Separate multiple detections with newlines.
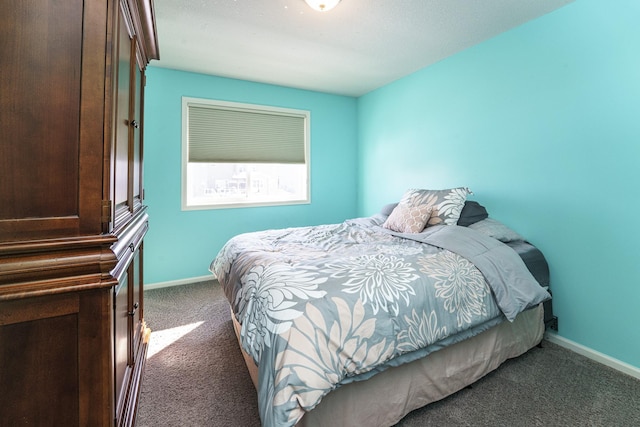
145, 275, 215, 290
544, 332, 640, 380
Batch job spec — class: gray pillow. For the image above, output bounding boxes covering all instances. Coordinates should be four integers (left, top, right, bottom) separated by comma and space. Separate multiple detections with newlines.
457, 201, 489, 226
468, 218, 525, 242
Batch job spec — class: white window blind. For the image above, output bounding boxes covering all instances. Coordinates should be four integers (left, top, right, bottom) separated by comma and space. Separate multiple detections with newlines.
181, 97, 310, 210
187, 102, 306, 164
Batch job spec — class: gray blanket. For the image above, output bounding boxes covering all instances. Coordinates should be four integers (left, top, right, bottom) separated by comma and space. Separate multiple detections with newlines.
386, 224, 550, 321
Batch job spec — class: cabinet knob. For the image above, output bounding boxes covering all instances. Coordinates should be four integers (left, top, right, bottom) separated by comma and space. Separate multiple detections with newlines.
130, 120, 139, 128
128, 302, 139, 316
129, 243, 135, 252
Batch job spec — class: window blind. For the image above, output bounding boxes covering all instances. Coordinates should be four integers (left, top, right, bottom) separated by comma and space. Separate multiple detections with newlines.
188, 104, 306, 164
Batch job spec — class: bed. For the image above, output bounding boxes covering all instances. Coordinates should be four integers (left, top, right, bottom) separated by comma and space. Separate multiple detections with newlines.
210, 188, 552, 427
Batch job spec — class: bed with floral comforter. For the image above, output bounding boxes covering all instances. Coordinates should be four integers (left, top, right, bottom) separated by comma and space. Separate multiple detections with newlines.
210, 215, 550, 427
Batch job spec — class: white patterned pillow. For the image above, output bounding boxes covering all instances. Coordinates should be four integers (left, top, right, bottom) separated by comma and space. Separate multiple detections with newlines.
400, 187, 472, 226
382, 204, 432, 233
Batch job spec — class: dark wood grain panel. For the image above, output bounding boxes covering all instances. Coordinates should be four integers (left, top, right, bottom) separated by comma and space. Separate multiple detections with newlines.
0, 292, 79, 326
0, 313, 80, 426
0, 0, 83, 221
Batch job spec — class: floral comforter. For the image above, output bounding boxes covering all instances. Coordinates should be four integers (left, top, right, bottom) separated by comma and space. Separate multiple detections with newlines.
210, 215, 550, 427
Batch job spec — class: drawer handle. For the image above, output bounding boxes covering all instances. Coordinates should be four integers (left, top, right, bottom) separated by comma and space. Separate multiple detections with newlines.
130, 119, 139, 129
128, 302, 139, 316
129, 243, 135, 253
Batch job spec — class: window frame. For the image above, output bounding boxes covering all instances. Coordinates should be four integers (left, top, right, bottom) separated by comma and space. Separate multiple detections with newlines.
181, 97, 311, 210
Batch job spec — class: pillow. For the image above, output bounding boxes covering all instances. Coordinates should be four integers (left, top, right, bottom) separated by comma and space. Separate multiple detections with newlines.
399, 187, 472, 226
457, 200, 489, 226
468, 218, 525, 242
382, 204, 432, 233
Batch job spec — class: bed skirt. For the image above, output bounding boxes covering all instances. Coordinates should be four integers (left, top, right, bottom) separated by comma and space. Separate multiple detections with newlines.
231, 303, 544, 427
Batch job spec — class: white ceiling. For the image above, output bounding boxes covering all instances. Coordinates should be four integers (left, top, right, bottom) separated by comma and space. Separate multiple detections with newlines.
152, 0, 574, 97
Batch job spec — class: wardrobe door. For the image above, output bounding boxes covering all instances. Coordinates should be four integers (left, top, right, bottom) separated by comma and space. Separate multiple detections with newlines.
114, 269, 131, 424
132, 61, 145, 213
113, 6, 135, 230
113, 238, 146, 427
131, 244, 143, 357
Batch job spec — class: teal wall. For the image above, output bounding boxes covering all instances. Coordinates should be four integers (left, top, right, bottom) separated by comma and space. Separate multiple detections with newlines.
143, 68, 358, 284
357, 0, 640, 368
144, 0, 639, 369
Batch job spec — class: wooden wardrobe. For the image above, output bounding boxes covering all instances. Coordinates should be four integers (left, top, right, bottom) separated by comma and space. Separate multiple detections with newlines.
0, 0, 159, 425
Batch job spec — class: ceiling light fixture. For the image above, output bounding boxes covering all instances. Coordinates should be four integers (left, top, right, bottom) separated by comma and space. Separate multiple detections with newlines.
304, 0, 341, 12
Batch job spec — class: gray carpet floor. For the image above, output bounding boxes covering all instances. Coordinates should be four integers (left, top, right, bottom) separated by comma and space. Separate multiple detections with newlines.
137, 280, 640, 426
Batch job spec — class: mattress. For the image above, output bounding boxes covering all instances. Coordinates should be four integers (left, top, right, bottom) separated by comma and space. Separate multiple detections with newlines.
506, 240, 550, 287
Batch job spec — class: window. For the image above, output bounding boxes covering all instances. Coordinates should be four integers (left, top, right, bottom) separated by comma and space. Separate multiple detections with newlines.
182, 97, 310, 210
